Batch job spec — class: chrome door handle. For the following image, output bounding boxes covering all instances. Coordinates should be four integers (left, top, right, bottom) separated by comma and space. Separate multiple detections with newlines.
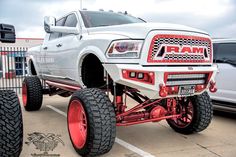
56, 44, 62, 47
43, 47, 48, 50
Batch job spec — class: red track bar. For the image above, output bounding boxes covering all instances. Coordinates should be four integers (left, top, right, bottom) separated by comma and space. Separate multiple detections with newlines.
116, 114, 181, 126
117, 99, 163, 118
45, 80, 81, 92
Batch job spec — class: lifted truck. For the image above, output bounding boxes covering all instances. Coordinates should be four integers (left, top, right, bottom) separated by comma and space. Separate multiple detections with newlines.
0, 23, 23, 157
23, 10, 218, 157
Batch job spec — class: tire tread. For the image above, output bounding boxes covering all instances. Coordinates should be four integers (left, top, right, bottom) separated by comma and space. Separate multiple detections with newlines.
68, 88, 116, 157
23, 76, 43, 111
0, 90, 23, 157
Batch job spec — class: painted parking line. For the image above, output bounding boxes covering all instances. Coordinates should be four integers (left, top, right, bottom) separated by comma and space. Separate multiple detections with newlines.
114, 138, 156, 157
46, 105, 156, 157
47, 105, 67, 117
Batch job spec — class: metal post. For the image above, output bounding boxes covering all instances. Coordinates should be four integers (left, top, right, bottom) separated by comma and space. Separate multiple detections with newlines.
22, 48, 25, 76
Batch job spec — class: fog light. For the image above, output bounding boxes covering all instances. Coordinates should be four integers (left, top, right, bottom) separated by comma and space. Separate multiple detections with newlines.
122, 69, 155, 85
129, 72, 136, 78
170, 86, 178, 92
137, 73, 144, 79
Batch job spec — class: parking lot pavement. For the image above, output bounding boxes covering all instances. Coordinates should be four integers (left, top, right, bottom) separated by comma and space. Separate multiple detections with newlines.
20, 96, 236, 157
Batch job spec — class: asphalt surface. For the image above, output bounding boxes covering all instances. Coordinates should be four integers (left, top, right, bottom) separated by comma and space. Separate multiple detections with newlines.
20, 95, 236, 157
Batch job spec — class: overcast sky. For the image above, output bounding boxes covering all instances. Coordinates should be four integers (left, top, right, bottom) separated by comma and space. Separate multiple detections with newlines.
0, 0, 235, 38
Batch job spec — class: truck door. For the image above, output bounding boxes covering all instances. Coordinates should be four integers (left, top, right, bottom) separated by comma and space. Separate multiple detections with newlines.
47, 13, 81, 80
212, 43, 236, 103
41, 17, 66, 76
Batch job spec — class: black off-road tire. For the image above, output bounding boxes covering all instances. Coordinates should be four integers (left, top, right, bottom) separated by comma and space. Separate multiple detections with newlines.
0, 90, 23, 157
167, 92, 213, 134
22, 76, 43, 111
68, 88, 116, 157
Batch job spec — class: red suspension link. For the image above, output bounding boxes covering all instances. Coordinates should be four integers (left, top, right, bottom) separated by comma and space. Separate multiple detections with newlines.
116, 97, 181, 126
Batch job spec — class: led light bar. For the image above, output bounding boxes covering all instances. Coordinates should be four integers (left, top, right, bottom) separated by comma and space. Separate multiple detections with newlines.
167, 74, 206, 79
166, 79, 205, 86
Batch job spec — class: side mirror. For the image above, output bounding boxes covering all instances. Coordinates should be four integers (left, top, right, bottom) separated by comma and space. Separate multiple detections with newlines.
0, 24, 16, 43
44, 16, 56, 33
44, 16, 79, 35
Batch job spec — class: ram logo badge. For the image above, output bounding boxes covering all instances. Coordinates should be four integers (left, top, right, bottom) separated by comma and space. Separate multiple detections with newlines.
165, 45, 206, 54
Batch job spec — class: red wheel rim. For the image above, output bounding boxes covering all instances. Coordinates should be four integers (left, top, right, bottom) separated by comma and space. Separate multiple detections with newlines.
22, 82, 27, 106
68, 99, 87, 149
171, 98, 194, 128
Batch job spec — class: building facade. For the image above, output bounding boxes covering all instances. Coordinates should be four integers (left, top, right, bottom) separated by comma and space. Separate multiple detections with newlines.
0, 38, 43, 78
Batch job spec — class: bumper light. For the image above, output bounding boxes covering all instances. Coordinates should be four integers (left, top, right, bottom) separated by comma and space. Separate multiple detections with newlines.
129, 72, 136, 78
122, 70, 155, 85
137, 73, 144, 79
166, 79, 205, 86
168, 74, 206, 79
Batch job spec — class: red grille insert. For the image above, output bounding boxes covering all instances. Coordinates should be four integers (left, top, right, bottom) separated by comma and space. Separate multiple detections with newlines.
147, 34, 212, 64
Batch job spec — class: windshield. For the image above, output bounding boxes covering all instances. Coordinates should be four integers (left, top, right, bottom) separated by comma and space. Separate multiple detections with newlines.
80, 11, 145, 28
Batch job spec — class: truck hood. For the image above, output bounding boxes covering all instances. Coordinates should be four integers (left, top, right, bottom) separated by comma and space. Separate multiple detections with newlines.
87, 22, 209, 39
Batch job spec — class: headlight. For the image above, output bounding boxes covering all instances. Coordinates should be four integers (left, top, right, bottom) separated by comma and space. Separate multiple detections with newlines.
106, 40, 143, 58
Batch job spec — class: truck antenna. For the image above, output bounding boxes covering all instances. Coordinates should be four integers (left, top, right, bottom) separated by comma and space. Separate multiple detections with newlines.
80, 0, 83, 10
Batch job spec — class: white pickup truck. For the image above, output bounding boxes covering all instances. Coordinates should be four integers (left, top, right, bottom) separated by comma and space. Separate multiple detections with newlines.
23, 10, 218, 157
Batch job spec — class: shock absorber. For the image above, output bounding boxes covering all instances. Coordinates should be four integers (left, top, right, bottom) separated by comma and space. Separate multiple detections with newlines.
172, 99, 177, 115
167, 98, 177, 116
112, 82, 125, 114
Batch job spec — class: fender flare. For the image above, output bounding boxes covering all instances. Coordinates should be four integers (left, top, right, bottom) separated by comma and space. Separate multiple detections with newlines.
27, 55, 39, 75
76, 46, 108, 88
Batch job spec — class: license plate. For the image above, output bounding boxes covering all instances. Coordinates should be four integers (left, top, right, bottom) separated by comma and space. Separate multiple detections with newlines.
179, 85, 195, 96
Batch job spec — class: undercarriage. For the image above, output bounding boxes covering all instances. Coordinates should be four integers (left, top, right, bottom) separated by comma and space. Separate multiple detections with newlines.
22, 75, 214, 157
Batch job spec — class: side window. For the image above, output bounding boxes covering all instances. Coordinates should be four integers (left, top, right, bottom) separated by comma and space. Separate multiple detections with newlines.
62, 14, 78, 37
49, 17, 66, 40
64, 14, 78, 27
0, 56, 2, 71
213, 43, 219, 62
216, 43, 236, 62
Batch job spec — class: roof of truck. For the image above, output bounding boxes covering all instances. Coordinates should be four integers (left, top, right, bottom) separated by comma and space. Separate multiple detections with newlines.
213, 38, 236, 43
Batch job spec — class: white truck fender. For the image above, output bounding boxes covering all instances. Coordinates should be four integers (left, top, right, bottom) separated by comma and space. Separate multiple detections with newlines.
26, 55, 39, 76
75, 46, 108, 87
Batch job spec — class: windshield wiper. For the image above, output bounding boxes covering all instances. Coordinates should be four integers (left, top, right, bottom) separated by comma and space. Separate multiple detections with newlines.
138, 17, 147, 23
216, 58, 236, 66
96, 24, 110, 27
